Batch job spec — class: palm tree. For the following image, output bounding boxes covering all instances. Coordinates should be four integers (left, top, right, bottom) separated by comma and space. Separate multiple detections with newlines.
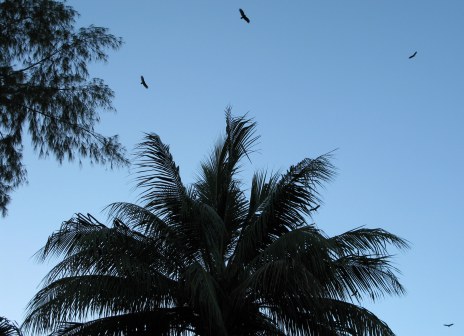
0, 317, 22, 336
23, 108, 409, 335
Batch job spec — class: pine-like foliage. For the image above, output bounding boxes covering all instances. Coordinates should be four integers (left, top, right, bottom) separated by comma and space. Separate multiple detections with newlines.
0, 0, 128, 216
24, 109, 409, 335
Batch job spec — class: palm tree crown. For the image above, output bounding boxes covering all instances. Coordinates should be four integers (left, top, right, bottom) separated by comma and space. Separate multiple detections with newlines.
24, 108, 409, 335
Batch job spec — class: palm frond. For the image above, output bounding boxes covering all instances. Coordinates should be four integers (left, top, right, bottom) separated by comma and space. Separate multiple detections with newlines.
104, 202, 196, 272
232, 311, 286, 336
196, 146, 249, 257
34, 213, 106, 262
223, 107, 259, 170
36, 213, 177, 282
241, 227, 328, 296
188, 199, 228, 270
194, 108, 259, 262
234, 153, 336, 263
247, 170, 280, 219
23, 274, 177, 334
0, 317, 22, 336
105, 202, 171, 238
183, 262, 226, 335
266, 296, 395, 336
331, 254, 406, 301
196, 107, 257, 227
325, 227, 409, 301
49, 309, 195, 336
244, 259, 326, 309
135, 133, 187, 223
329, 227, 410, 256
40, 228, 178, 293
309, 298, 396, 336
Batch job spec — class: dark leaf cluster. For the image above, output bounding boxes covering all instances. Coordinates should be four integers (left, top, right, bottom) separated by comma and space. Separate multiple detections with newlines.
0, 0, 129, 216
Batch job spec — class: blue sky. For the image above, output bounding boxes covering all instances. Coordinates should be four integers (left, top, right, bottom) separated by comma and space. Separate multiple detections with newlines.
1, 1, 463, 334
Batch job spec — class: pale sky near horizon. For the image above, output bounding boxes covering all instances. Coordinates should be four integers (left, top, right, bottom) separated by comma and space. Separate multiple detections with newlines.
1, 1, 463, 335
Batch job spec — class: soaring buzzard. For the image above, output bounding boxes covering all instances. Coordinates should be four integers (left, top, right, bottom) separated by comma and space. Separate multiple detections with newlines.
140, 75, 148, 89
239, 9, 250, 23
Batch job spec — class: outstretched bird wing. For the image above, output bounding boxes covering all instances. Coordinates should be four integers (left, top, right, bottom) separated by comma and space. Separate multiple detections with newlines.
239, 8, 250, 23
140, 75, 148, 89
444, 324, 454, 327
408, 51, 417, 59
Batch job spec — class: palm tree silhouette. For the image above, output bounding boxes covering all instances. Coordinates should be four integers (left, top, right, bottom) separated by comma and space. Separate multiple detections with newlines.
23, 108, 408, 335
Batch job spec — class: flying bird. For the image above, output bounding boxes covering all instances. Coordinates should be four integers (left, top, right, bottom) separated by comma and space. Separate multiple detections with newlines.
140, 75, 148, 89
444, 323, 454, 327
239, 8, 250, 23
310, 204, 320, 212
408, 51, 417, 59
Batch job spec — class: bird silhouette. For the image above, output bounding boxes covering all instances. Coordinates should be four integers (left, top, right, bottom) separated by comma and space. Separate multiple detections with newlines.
444, 323, 454, 327
310, 204, 320, 212
408, 51, 417, 59
239, 9, 250, 23
140, 75, 148, 89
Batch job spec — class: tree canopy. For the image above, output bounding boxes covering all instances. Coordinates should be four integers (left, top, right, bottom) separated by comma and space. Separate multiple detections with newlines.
0, 0, 128, 216
23, 109, 409, 335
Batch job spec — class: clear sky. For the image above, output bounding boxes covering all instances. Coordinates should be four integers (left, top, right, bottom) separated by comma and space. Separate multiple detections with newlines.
1, 1, 463, 335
